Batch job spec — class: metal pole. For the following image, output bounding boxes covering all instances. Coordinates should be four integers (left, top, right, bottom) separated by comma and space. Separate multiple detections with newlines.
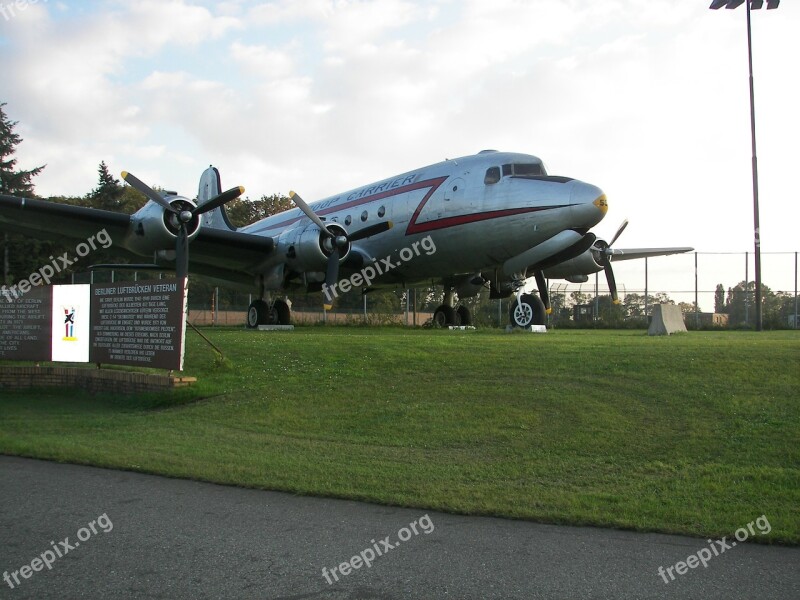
644, 257, 649, 319
214, 286, 219, 326
594, 272, 599, 321
694, 252, 699, 329
746, 2, 763, 330
794, 251, 798, 329
745, 251, 749, 325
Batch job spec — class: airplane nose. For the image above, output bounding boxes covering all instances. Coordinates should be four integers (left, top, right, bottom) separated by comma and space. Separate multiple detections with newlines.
593, 194, 608, 215
570, 181, 607, 227
570, 181, 606, 211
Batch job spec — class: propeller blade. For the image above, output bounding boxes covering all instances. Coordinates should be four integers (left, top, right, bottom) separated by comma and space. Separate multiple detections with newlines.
347, 221, 394, 242
603, 260, 620, 304
608, 218, 629, 247
534, 270, 551, 315
323, 247, 340, 310
194, 185, 245, 216
289, 190, 333, 237
121, 171, 177, 213
176, 224, 189, 282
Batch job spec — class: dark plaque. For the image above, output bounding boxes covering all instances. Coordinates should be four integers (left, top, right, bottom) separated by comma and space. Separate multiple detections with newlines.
0, 286, 52, 361
90, 278, 187, 370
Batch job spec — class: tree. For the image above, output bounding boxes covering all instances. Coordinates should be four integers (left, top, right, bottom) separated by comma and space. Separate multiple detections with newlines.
226, 193, 293, 227
595, 294, 625, 325
1, 103, 46, 285
726, 281, 751, 326
88, 161, 146, 214
714, 283, 725, 313
724, 280, 780, 328
90, 161, 122, 210
623, 293, 646, 318
568, 290, 592, 307
0, 103, 44, 198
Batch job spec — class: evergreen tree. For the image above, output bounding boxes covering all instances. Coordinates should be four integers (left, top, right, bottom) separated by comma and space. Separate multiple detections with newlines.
88, 161, 146, 214
90, 160, 123, 211
0, 103, 45, 197
1, 103, 46, 285
714, 283, 725, 313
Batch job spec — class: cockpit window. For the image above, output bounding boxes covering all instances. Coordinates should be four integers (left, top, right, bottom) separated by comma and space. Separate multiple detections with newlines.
484, 166, 501, 185
503, 162, 547, 177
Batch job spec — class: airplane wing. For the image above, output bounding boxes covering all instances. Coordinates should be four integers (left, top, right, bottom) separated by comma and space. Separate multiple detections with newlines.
0, 194, 131, 242
0, 194, 274, 283
609, 247, 694, 261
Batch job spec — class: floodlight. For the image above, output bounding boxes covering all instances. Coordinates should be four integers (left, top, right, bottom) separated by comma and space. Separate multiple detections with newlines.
709, 0, 781, 330
709, 0, 779, 8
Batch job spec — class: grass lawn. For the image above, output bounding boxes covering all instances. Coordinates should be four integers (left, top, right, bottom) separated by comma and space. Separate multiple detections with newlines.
1, 327, 798, 544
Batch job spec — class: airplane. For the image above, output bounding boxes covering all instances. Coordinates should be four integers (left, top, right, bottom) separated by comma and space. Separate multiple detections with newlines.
0, 150, 692, 328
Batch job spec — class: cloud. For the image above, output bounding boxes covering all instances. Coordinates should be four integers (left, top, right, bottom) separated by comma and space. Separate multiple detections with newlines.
0, 0, 797, 259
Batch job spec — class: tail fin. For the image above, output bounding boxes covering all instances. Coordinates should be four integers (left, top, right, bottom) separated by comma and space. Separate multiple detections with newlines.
198, 165, 237, 231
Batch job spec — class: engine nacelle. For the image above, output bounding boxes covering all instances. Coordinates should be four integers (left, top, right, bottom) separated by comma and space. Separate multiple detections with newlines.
123, 197, 201, 256
276, 222, 350, 272
542, 246, 603, 279
453, 273, 485, 299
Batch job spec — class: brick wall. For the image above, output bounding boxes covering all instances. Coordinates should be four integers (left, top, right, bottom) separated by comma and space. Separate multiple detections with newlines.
0, 367, 196, 395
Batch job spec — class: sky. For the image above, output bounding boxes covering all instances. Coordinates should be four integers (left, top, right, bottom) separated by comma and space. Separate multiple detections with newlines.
1, 0, 798, 304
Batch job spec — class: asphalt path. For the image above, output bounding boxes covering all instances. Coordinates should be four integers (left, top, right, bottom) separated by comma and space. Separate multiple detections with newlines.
0, 456, 797, 599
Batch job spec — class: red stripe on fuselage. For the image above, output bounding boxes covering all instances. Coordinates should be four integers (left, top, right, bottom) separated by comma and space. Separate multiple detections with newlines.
256, 176, 449, 233
254, 175, 566, 236
405, 205, 566, 235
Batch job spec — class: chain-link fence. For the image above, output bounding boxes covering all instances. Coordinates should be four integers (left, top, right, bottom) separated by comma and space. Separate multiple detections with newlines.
72, 251, 799, 329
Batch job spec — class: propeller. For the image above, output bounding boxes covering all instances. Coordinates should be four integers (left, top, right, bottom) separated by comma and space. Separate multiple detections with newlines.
534, 270, 551, 315
121, 171, 245, 280
289, 190, 393, 309
608, 218, 628, 247
593, 219, 628, 304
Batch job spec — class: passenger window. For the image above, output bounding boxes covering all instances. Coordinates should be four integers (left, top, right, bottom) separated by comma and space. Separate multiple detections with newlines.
377, 206, 386, 218
484, 167, 501, 185
345, 215, 352, 226
360, 210, 368, 222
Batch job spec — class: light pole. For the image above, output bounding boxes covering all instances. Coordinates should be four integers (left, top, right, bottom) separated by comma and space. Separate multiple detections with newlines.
710, 0, 779, 331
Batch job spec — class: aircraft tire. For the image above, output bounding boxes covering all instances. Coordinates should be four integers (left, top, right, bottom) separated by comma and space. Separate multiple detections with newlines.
509, 294, 546, 328
456, 305, 472, 326
433, 305, 460, 327
273, 299, 291, 325
247, 300, 269, 328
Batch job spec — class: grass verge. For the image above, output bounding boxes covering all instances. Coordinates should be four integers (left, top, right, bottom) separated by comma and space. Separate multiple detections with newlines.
1, 328, 798, 543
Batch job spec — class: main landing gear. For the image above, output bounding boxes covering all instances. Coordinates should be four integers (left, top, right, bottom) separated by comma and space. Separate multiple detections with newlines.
247, 297, 291, 328
432, 290, 472, 327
